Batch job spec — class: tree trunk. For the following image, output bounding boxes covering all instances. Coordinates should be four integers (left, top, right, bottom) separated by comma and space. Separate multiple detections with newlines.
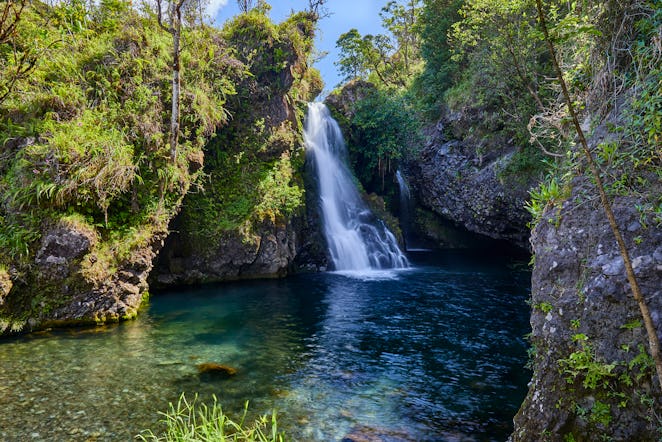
169, 13, 181, 163
156, 0, 184, 165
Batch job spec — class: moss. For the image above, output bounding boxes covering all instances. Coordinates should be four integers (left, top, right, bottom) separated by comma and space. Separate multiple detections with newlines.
0, 1, 244, 330
0, 265, 12, 302
364, 193, 403, 246
174, 9, 319, 258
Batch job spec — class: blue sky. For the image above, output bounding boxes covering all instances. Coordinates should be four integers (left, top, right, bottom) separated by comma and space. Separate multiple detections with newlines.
210, 1, 390, 93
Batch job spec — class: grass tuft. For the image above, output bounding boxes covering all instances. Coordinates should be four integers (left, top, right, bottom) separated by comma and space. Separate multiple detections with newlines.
137, 394, 285, 442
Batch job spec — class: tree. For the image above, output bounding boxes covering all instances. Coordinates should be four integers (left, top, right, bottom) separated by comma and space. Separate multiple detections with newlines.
335, 29, 369, 82
413, 0, 463, 111
335, 29, 408, 88
0, 0, 25, 45
380, 0, 422, 77
156, 0, 188, 163
349, 89, 422, 191
451, 0, 547, 111
0, 0, 37, 105
236, 0, 254, 13
335, 1, 423, 89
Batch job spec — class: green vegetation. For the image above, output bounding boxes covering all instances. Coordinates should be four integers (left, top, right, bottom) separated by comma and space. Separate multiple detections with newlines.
534, 301, 553, 314
348, 88, 421, 192
176, 7, 320, 256
560, 334, 617, 390
334, 0, 658, 206
524, 176, 571, 227
138, 395, 285, 442
335, 1, 423, 89
0, 0, 237, 258
0, 0, 319, 329
412, 0, 462, 114
555, 330, 658, 438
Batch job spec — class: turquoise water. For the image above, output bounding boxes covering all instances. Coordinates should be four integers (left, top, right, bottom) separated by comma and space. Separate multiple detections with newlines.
0, 250, 531, 441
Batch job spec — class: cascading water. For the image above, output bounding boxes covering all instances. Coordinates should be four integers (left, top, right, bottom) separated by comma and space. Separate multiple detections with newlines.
304, 102, 408, 271
395, 170, 412, 251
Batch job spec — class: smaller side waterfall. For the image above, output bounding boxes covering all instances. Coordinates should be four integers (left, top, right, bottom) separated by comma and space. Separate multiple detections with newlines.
395, 170, 410, 201
304, 102, 408, 271
395, 170, 412, 251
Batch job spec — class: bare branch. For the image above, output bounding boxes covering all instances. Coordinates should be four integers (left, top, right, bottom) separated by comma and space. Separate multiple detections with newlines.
236, 0, 254, 14
0, 0, 26, 44
308, 0, 330, 19
156, 0, 174, 34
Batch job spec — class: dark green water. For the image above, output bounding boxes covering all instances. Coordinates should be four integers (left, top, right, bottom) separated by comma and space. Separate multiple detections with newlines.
0, 250, 531, 441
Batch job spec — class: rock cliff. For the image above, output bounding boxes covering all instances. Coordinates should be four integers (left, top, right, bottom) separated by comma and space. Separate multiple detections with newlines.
511, 3, 661, 437
151, 11, 325, 286
513, 175, 661, 441
512, 78, 662, 439
410, 110, 534, 249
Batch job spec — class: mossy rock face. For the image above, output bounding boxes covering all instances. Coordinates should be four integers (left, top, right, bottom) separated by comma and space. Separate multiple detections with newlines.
514, 178, 662, 441
325, 79, 377, 126
364, 193, 404, 247
153, 10, 325, 286
0, 219, 164, 335
411, 124, 533, 249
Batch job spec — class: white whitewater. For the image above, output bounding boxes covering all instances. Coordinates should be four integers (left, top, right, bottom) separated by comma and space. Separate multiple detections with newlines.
304, 102, 408, 271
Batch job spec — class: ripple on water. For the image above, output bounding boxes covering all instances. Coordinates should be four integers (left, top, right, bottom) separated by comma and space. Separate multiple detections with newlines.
0, 250, 531, 442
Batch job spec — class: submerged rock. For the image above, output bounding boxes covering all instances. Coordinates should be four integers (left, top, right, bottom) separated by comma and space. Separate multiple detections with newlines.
341, 425, 416, 442
197, 363, 238, 377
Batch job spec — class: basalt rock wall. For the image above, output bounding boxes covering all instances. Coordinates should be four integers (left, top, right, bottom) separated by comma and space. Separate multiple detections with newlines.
410, 110, 534, 249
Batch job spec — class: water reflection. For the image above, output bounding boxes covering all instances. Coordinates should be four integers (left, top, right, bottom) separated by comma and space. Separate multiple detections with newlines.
0, 250, 530, 442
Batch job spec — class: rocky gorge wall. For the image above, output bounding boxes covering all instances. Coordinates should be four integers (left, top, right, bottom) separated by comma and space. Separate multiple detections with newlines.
410, 109, 535, 250
511, 96, 662, 439
513, 177, 661, 441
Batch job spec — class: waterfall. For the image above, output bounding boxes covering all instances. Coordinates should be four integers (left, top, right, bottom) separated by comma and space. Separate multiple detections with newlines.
395, 170, 410, 200
304, 102, 408, 271
395, 170, 412, 251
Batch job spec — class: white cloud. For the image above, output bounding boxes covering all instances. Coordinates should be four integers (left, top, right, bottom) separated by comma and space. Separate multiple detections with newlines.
206, 0, 229, 19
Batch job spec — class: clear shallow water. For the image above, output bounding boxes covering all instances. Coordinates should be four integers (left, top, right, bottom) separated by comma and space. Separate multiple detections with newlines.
0, 250, 531, 441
